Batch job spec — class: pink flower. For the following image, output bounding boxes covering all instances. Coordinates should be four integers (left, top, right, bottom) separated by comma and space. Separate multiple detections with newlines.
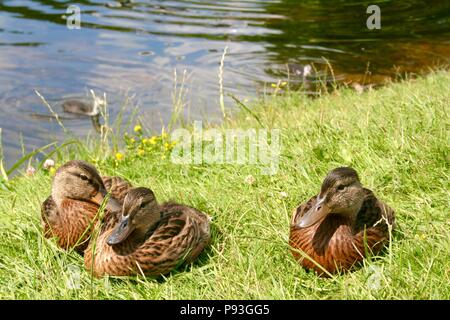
26, 166, 36, 177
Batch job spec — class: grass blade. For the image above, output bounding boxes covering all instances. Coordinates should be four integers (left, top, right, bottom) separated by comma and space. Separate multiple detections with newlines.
6, 142, 57, 176
229, 94, 263, 127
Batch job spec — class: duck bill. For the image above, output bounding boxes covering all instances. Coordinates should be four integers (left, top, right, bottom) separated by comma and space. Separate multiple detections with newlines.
90, 188, 122, 213
107, 216, 133, 245
296, 197, 331, 228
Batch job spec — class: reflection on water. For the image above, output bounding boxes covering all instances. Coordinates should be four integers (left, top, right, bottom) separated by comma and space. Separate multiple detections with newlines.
0, 0, 449, 167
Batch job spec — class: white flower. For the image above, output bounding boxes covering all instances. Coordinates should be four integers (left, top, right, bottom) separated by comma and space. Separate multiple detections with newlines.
43, 159, 55, 170
352, 83, 365, 94
26, 166, 36, 177
244, 175, 256, 185
279, 191, 288, 198
303, 65, 312, 77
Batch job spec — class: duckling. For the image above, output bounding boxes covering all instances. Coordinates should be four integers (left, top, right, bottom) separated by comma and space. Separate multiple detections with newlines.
62, 100, 99, 116
84, 187, 211, 277
289, 167, 395, 276
62, 90, 105, 117
41, 160, 129, 252
61, 91, 106, 133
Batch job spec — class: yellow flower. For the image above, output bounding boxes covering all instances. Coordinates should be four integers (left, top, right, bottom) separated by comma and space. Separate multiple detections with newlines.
149, 136, 158, 145
49, 167, 56, 176
134, 125, 142, 133
137, 149, 145, 157
142, 138, 149, 145
281, 81, 287, 87
171, 140, 178, 147
115, 152, 124, 161
164, 142, 170, 150
271, 83, 277, 88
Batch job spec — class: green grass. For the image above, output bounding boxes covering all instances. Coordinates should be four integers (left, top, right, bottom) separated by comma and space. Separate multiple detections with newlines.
0, 71, 449, 299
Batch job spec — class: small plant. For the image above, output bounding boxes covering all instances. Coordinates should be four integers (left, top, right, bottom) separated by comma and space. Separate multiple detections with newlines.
111, 125, 177, 167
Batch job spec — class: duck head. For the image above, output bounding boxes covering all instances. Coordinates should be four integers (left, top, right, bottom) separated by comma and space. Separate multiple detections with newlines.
296, 167, 365, 228
107, 187, 160, 245
52, 160, 121, 212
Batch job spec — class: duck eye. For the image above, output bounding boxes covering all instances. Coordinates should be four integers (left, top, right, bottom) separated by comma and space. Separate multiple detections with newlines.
140, 202, 146, 209
80, 174, 89, 181
337, 184, 346, 191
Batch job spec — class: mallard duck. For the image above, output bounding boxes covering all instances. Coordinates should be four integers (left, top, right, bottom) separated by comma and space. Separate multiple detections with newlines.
84, 187, 211, 277
41, 160, 131, 252
289, 167, 395, 276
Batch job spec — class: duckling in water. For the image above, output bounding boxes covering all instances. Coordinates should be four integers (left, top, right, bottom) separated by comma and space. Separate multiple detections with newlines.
61, 91, 106, 132
62, 90, 105, 116
289, 167, 395, 276
41, 160, 126, 252
85, 187, 211, 277
62, 100, 99, 116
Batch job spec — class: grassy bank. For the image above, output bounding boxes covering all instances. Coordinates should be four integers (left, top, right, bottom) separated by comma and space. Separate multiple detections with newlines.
0, 71, 448, 299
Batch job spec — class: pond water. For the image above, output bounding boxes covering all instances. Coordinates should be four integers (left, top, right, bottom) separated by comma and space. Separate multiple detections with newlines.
0, 0, 449, 167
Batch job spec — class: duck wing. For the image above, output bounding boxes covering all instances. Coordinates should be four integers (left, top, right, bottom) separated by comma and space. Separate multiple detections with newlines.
102, 176, 132, 202
135, 203, 211, 275
41, 195, 59, 238
355, 188, 396, 235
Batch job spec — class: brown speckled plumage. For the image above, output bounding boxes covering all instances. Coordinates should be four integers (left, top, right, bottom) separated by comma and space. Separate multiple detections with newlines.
102, 176, 133, 202
41, 196, 101, 252
289, 168, 395, 276
85, 195, 211, 277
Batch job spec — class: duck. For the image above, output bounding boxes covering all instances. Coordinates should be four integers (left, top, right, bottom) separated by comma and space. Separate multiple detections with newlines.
41, 160, 131, 253
61, 91, 106, 133
61, 90, 105, 117
84, 187, 211, 277
62, 99, 99, 116
289, 167, 395, 276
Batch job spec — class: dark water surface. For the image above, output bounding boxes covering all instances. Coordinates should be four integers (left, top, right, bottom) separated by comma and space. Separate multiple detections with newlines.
0, 0, 449, 167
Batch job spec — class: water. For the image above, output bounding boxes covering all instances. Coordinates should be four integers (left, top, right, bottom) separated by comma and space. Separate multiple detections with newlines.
0, 0, 449, 168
